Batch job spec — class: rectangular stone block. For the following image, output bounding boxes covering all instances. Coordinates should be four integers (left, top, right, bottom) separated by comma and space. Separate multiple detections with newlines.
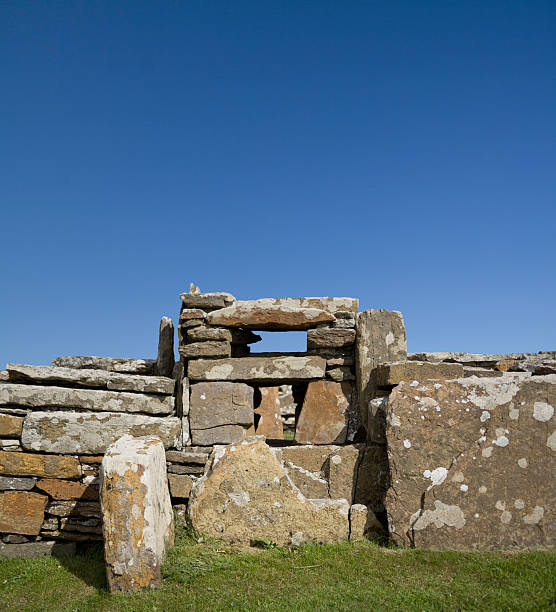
189, 382, 254, 430
0, 413, 23, 437
375, 361, 464, 386
0, 541, 76, 558
51, 356, 156, 374
188, 356, 326, 383
355, 309, 407, 437
179, 341, 231, 359
168, 473, 193, 498
46, 500, 101, 517
21, 411, 181, 454
0, 491, 48, 535
0, 476, 37, 490
190, 424, 250, 446
36, 479, 99, 500
241, 297, 359, 314
165, 449, 210, 464
329, 445, 363, 503
0, 451, 81, 479
384, 375, 556, 549
254, 386, 284, 439
6, 363, 175, 395
186, 326, 232, 342
180, 292, 235, 310
278, 445, 340, 475
307, 328, 356, 349
0, 383, 174, 415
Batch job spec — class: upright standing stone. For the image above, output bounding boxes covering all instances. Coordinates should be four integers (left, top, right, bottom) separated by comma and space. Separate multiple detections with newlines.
156, 317, 175, 378
355, 309, 406, 437
100, 435, 174, 593
254, 387, 284, 439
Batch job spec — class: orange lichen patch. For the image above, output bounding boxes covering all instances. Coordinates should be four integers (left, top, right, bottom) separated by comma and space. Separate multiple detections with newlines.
0, 414, 23, 437
0, 451, 81, 479
36, 478, 98, 500
0, 491, 48, 535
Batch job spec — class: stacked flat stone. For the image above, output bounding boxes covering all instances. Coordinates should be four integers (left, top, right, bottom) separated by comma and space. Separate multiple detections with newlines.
0, 358, 178, 553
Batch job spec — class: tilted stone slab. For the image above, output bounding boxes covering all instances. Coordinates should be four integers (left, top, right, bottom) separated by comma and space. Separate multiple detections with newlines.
51, 356, 156, 374
384, 375, 556, 549
101, 435, 174, 593
0, 491, 48, 535
188, 437, 350, 546
21, 411, 181, 455
0, 383, 174, 415
189, 382, 254, 430
6, 364, 175, 395
375, 361, 464, 386
206, 300, 335, 330
0, 451, 81, 479
188, 356, 326, 383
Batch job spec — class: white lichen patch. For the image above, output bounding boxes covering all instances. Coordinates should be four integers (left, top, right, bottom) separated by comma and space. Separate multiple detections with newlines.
410, 500, 465, 531
460, 484, 468, 492
423, 467, 448, 488
495, 500, 506, 511
451, 471, 465, 483
533, 402, 554, 422
479, 486, 487, 494
509, 408, 520, 420
514, 499, 525, 509
523, 506, 544, 524
517, 457, 528, 468
500, 511, 512, 524
547, 431, 556, 451
493, 436, 509, 448
403, 439, 411, 449
482, 446, 493, 458
480, 411, 491, 422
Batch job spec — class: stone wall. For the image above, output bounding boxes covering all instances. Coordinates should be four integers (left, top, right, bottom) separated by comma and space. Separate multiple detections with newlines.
0, 284, 554, 553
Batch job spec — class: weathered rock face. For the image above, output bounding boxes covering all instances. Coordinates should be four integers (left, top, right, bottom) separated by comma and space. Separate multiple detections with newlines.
0, 541, 76, 558
188, 438, 349, 546
21, 411, 181, 454
51, 356, 156, 374
206, 300, 335, 330
191, 425, 253, 446
156, 317, 175, 378
254, 387, 283, 439
189, 382, 254, 432
355, 309, 406, 436
0, 413, 23, 437
0, 476, 37, 491
179, 341, 231, 359
295, 381, 352, 445
0, 384, 174, 415
36, 479, 98, 500
180, 292, 235, 310
307, 328, 356, 349
240, 297, 359, 315
375, 361, 464, 386
384, 375, 556, 549
188, 356, 326, 383
100, 435, 174, 593
168, 473, 192, 498
0, 451, 81, 479
0, 491, 48, 535
6, 364, 175, 395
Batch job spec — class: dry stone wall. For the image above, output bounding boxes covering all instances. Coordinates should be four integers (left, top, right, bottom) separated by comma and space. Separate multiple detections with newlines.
0, 283, 554, 556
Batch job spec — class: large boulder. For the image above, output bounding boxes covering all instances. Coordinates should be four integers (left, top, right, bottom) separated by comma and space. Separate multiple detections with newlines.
188, 437, 350, 546
384, 375, 556, 549
100, 435, 174, 593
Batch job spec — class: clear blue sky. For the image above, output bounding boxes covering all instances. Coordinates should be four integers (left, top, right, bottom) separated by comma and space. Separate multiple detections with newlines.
1, 1, 554, 365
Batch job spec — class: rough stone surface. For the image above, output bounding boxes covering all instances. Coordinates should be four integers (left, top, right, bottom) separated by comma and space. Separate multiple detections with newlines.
0, 413, 23, 437
21, 411, 181, 454
51, 356, 156, 374
295, 381, 352, 445
463, 367, 504, 378
355, 309, 407, 438
206, 300, 335, 330
0, 476, 37, 490
237, 297, 359, 315
46, 499, 101, 517
0, 491, 48, 535
36, 479, 98, 500
180, 292, 235, 310
189, 356, 326, 384
327, 367, 355, 382
179, 308, 206, 321
0, 371, 8, 382
189, 382, 254, 430
168, 473, 193, 498
6, 364, 175, 395
384, 375, 556, 549
191, 424, 253, 446
0, 451, 81, 479
329, 445, 362, 503
284, 463, 329, 498
277, 445, 339, 475
166, 449, 209, 464
349, 504, 368, 540
179, 341, 231, 359
375, 361, 464, 386
187, 326, 232, 342
254, 387, 284, 439
156, 317, 175, 378
0, 541, 76, 558
307, 328, 356, 349
188, 437, 350, 545
100, 435, 174, 593
353, 445, 390, 515
0, 383, 174, 415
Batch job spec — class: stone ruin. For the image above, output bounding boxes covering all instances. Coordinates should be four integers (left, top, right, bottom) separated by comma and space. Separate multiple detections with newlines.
0, 285, 554, 591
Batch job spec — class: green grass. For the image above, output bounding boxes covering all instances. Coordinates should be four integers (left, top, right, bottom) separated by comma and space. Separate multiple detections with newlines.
0, 526, 555, 611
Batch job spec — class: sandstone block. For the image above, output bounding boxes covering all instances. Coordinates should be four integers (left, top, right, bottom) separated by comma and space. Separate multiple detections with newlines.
101, 435, 174, 593
295, 381, 352, 445
355, 309, 407, 437
329, 445, 363, 503
51, 356, 156, 374
179, 341, 231, 359
0, 491, 48, 535
463, 367, 504, 378
0, 476, 36, 490
307, 328, 356, 349
254, 387, 284, 439
0, 413, 23, 437
0, 383, 174, 415
0, 541, 76, 558
375, 361, 464, 386
237, 297, 358, 315
189, 382, 254, 430
0, 451, 81, 479
21, 411, 181, 455
6, 364, 174, 395
47, 500, 101, 517
384, 375, 556, 549
187, 326, 232, 342
180, 292, 235, 310
327, 367, 355, 382
285, 463, 329, 498
278, 445, 339, 475
349, 504, 368, 540
167, 464, 204, 475
188, 356, 326, 383
191, 424, 250, 446
36, 479, 98, 500
168, 473, 193, 498
206, 300, 335, 330
188, 438, 350, 545
353, 445, 390, 514
179, 309, 207, 321
165, 450, 209, 464
156, 317, 175, 378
